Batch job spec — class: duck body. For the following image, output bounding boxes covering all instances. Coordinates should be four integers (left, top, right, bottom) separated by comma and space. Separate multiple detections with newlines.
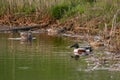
70, 43, 93, 60
20, 31, 32, 42
74, 47, 92, 55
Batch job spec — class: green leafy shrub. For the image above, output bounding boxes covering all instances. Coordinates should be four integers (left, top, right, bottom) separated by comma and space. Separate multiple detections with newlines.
50, 4, 69, 19
85, 0, 96, 3
64, 4, 85, 18
76, 5, 85, 14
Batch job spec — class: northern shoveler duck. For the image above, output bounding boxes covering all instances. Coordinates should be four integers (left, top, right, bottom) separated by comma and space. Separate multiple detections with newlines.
70, 43, 93, 60
20, 31, 32, 42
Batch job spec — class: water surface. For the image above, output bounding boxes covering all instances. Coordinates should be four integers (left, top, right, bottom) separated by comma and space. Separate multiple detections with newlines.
0, 33, 120, 80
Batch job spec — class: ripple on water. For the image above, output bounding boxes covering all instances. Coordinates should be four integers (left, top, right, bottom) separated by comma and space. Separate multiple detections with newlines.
18, 66, 30, 70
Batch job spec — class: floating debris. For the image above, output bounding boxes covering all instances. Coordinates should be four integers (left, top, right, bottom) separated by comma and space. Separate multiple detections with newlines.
62, 33, 84, 38
85, 53, 120, 72
8, 37, 36, 40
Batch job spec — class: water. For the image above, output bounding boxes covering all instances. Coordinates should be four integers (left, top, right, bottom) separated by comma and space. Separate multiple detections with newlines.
0, 33, 120, 80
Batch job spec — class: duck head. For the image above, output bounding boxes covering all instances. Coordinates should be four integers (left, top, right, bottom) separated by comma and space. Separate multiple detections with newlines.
84, 46, 93, 52
70, 43, 79, 49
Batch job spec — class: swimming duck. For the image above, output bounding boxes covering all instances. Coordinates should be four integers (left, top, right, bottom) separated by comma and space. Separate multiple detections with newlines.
20, 32, 28, 41
70, 43, 93, 60
20, 31, 32, 42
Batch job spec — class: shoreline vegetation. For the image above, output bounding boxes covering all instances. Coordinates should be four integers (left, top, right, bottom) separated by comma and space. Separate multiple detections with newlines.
0, 0, 119, 52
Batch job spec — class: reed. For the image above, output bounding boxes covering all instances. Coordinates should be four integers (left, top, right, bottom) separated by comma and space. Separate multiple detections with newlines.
101, 9, 120, 54
0, 0, 119, 18
0, 0, 63, 15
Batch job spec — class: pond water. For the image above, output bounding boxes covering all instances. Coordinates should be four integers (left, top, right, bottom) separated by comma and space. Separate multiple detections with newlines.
0, 33, 120, 80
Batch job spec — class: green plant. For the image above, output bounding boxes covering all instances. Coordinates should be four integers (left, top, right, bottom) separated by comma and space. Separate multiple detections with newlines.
19, 4, 36, 15
50, 4, 69, 19
85, 0, 96, 3
64, 5, 85, 18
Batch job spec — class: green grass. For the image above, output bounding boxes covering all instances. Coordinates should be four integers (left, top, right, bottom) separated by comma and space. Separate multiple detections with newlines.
0, 0, 120, 28
50, 3, 70, 19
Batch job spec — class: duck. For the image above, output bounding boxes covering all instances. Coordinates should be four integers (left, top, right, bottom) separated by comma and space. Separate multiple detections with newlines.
47, 28, 58, 35
70, 43, 93, 60
20, 32, 28, 42
20, 31, 32, 42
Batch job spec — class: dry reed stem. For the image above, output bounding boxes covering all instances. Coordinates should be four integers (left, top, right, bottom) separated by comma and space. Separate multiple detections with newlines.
107, 9, 120, 45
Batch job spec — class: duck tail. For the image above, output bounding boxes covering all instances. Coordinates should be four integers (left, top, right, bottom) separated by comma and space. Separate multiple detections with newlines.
85, 46, 93, 52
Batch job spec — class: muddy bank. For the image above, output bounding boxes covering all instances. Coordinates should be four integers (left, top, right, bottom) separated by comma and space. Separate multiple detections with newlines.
0, 14, 119, 35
